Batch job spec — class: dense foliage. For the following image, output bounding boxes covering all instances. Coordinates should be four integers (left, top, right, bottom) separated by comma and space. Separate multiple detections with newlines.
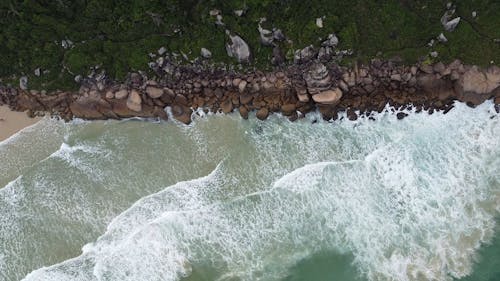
0, 0, 499, 91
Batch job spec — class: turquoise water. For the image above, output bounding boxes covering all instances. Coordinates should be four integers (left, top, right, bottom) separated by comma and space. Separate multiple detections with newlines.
0, 102, 498, 281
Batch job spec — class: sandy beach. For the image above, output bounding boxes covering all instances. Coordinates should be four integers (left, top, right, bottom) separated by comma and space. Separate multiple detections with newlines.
0, 106, 41, 142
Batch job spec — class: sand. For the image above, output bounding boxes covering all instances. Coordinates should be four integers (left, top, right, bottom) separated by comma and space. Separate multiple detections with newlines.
0, 106, 42, 142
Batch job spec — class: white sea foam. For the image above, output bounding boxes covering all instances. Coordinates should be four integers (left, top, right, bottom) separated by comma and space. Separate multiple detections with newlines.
11, 101, 500, 281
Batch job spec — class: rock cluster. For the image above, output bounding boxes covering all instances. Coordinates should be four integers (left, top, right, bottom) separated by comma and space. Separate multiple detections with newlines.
1, 60, 499, 124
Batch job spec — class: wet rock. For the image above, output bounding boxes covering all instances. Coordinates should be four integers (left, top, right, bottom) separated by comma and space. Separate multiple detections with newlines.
70, 96, 116, 119
281, 104, 296, 116
312, 88, 343, 105
172, 105, 192, 124
396, 112, 408, 120
221, 99, 233, 113
296, 89, 310, 102
256, 107, 269, 120
153, 106, 168, 120
126, 90, 142, 112
226, 33, 251, 63
239, 106, 249, 119
146, 86, 163, 99
456, 66, 500, 105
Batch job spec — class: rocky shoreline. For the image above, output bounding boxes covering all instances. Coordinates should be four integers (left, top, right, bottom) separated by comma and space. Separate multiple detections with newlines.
1, 60, 499, 125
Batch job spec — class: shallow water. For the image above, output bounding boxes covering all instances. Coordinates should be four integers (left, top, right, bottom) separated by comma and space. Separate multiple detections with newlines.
0, 102, 499, 281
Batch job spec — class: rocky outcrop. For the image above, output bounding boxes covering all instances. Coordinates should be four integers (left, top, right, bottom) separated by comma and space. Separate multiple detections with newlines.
1, 60, 498, 125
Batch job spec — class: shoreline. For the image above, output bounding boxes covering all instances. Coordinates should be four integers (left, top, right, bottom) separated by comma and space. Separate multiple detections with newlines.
0, 106, 41, 142
1, 60, 499, 125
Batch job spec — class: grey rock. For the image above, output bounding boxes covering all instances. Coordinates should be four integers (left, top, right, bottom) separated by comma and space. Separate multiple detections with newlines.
201, 48, 212, 59
258, 23, 273, 46
226, 33, 251, 63
294, 45, 317, 64
158, 46, 167, 55
19, 76, 28, 90
437, 33, 448, 43
272, 28, 286, 41
304, 63, 332, 94
34, 68, 41, 77
322, 33, 339, 47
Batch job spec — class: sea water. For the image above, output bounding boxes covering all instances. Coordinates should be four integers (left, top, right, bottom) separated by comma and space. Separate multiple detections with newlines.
0, 102, 498, 281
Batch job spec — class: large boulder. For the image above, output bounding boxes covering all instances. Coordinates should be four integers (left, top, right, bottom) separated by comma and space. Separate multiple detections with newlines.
304, 63, 332, 94
70, 96, 117, 119
226, 33, 251, 63
455, 66, 500, 105
126, 90, 142, 112
312, 88, 343, 105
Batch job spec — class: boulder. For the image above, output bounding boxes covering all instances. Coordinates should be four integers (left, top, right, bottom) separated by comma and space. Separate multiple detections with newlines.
146, 86, 164, 99
171, 104, 192, 124
281, 104, 296, 116
115, 89, 128, 99
256, 107, 269, 120
455, 66, 500, 105
239, 106, 249, 119
311, 88, 343, 105
126, 90, 142, 112
201, 48, 212, 58
294, 45, 316, 64
238, 80, 247, 93
226, 33, 251, 63
304, 63, 332, 94
221, 99, 233, 113
70, 96, 117, 119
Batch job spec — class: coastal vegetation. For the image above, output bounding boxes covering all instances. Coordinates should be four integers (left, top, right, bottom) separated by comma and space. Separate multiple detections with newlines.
0, 0, 499, 91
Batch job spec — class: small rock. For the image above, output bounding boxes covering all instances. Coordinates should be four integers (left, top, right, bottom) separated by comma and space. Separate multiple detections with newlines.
201, 48, 212, 59
19, 76, 28, 90
472, 11, 477, 18
316, 17, 323, 28
322, 33, 338, 47
34, 68, 41, 77
437, 33, 448, 43
430, 51, 439, 58
396, 112, 408, 120
234, 9, 244, 17
221, 99, 233, 113
158, 47, 167, 55
390, 74, 402, 81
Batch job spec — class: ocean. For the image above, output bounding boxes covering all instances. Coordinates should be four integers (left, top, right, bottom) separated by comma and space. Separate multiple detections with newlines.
0, 102, 499, 281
